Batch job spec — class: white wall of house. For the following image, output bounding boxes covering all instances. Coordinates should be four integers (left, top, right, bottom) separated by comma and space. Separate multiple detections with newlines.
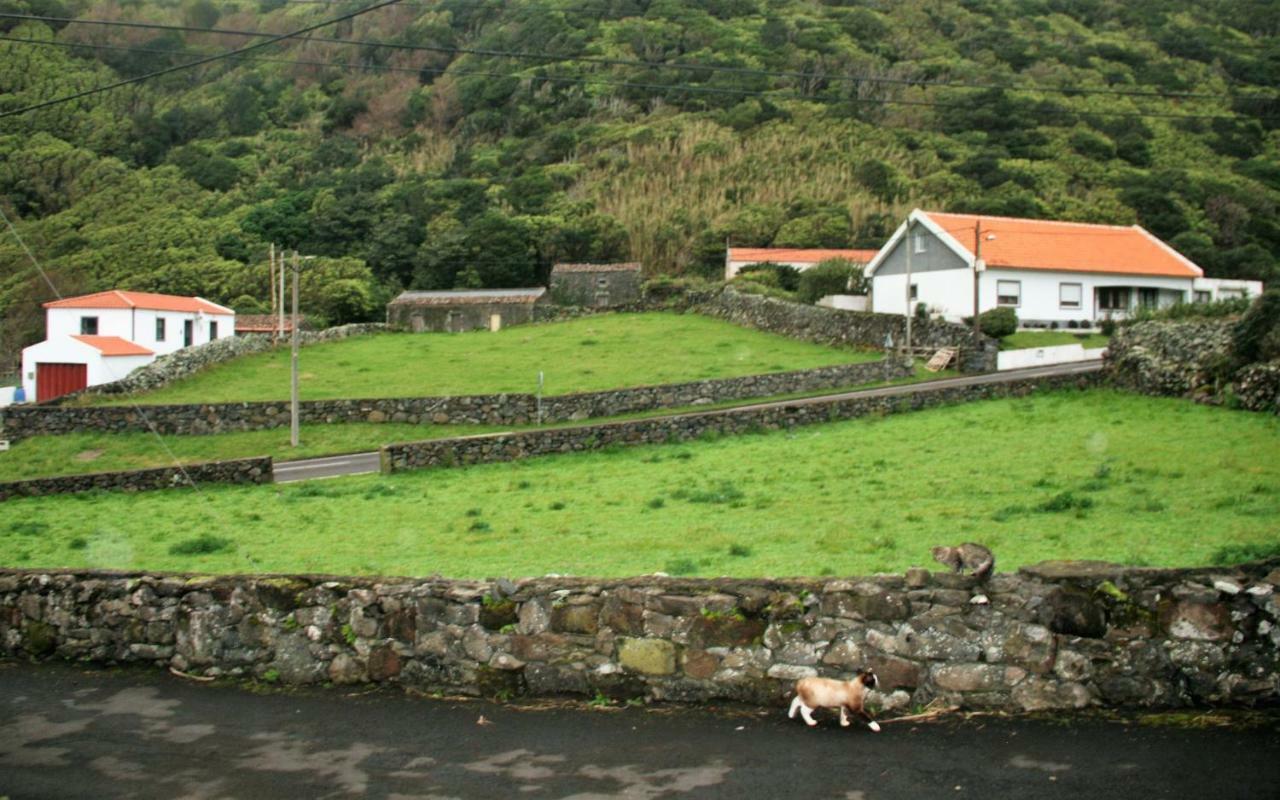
20, 337, 155, 400
871, 267, 974, 319
1192, 277, 1264, 302
45, 307, 235, 356
980, 269, 1191, 325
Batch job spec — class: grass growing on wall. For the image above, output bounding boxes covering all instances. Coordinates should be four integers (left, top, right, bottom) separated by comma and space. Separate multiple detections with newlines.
87, 313, 879, 405
4, 391, 1277, 578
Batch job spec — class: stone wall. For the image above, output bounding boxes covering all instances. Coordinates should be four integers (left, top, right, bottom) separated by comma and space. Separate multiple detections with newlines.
549, 268, 643, 308
1106, 320, 1234, 398
698, 289, 999, 372
3, 559, 1276, 711
384, 370, 1102, 472
387, 300, 543, 333
0, 456, 272, 501
0, 360, 907, 442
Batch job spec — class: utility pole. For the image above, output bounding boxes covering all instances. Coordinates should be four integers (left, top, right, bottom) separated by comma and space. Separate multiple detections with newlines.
903, 217, 913, 356
268, 243, 277, 344
290, 250, 301, 448
972, 219, 983, 339
278, 246, 286, 343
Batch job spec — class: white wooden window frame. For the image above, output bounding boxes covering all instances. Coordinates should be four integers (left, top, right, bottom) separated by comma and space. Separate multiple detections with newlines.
997, 280, 1021, 307
1059, 282, 1083, 310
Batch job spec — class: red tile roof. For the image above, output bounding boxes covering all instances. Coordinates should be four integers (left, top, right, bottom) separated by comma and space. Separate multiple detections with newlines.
71, 335, 154, 356
45, 291, 234, 314
552, 262, 642, 273
235, 314, 309, 333
729, 248, 880, 264
922, 212, 1202, 278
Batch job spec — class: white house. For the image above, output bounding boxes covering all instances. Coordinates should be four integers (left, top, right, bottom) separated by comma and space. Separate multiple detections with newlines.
21, 290, 235, 402
725, 247, 880, 280
866, 210, 1263, 326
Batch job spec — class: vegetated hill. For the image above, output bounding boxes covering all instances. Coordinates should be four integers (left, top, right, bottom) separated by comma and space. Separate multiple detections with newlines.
0, 0, 1277, 359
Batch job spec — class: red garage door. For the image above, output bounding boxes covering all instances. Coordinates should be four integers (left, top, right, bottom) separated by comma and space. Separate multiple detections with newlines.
36, 362, 88, 402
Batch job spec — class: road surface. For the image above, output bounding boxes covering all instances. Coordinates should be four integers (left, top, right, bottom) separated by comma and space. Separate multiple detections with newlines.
273, 361, 1102, 483
3, 660, 1276, 800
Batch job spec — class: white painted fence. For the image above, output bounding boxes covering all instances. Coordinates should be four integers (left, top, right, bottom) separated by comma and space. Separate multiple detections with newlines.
816, 294, 868, 311
997, 343, 1107, 371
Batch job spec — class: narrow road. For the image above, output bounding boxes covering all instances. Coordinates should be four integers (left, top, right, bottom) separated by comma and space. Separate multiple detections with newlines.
274, 361, 1103, 483
2, 661, 1276, 800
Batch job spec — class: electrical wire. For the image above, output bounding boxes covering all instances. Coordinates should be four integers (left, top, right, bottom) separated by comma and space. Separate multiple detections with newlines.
0, 1, 405, 118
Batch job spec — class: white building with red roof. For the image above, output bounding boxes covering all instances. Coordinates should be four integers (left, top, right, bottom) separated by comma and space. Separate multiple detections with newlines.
20, 290, 235, 402
866, 210, 1262, 326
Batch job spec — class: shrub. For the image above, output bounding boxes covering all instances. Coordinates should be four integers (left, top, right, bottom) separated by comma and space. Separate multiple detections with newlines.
1231, 289, 1280, 366
1100, 318, 1117, 336
1067, 319, 1079, 329
914, 302, 930, 321
169, 534, 233, 555
796, 258, 861, 304
971, 307, 1018, 337
1036, 491, 1094, 513
736, 262, 800, 291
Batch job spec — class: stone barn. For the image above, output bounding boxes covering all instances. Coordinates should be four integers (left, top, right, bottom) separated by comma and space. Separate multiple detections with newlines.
549, 262, 642, 308
386, 288, 548, 333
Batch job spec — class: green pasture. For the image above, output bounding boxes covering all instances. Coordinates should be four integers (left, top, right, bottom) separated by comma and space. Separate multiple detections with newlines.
4, 391, 1277, 578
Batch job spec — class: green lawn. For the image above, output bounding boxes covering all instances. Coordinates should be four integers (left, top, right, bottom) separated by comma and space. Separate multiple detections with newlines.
0, 364, 953, 481
4, 390, 1277, 578
89, 312, 879, 405
1001, 331, 1110, 350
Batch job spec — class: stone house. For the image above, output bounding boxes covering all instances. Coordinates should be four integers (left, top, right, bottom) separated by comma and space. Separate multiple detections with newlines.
386, 288, 548, 332
549, 263, 642, 307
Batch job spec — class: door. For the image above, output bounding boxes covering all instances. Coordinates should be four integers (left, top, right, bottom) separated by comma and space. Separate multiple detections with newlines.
489, 313, 502, 332
183, 319, 193, 347
36, 362, 87, 402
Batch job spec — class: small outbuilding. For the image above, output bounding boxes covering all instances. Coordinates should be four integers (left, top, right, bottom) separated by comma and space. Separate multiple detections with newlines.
386, 288, 548, 333
549, 262, 642, 308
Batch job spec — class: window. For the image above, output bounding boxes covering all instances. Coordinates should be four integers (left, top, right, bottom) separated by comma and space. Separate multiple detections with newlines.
209, 321, 218, 340
1219, 288, 1245, 300
909, 283, 918, 301
1194, 290, 1212, 304
80, 316, 98, 335
155, 318, 166, 341
997, 280, 1021, 307
1059, 283, 1082, 310
596, 277, 609, 288
1097, 287, 1129, 311
913, 233, 927, 254
1138, 288, 1159, 308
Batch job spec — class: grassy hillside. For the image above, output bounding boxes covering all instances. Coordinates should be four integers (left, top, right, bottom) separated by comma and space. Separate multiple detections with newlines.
4, 390, 1277, 577
84, 312, 879, 403
1, 0, 1277, 366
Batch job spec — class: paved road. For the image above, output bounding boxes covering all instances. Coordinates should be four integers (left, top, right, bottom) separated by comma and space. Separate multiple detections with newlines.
273, 361, 1103, 483
3, 661, 1277, 800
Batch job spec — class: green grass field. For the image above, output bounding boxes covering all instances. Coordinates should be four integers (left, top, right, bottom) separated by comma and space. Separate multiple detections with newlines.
1002, 331, 1110, 350
91, 313, 879, 405
4, 391, 1277, 578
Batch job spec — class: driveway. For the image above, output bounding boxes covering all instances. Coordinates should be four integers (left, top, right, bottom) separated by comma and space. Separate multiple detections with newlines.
2, 660, 1276, 799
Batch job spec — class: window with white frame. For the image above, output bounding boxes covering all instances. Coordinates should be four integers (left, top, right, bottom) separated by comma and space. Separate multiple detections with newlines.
997, 280, 1021, 307
209, 321, 218, 340
80, 316, 98, 335
913, 233, 927, 254
1059, 282, 1082, 310
156, 318, 166, 341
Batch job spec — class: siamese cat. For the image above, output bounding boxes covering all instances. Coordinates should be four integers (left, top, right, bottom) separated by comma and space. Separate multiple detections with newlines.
788, 668, 880, 732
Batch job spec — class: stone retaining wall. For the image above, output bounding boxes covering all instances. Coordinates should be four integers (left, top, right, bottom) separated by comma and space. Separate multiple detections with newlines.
699, 289, 999, 373
0, 360, 907, 442
3, 560, 1276, 711
1106, 320, 1234, 398
0, 456, 273, 501
384, 370, 1103, 472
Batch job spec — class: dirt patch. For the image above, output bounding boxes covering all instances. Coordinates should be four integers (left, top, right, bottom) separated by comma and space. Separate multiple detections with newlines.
74, 449, 105, 462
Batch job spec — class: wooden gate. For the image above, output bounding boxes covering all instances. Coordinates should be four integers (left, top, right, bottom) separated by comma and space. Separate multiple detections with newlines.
36, 362, 88, 402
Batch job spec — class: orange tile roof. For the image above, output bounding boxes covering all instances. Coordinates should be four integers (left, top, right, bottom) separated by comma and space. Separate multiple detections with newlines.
45, 290, 234, 314
71, 335, 154, 356
729, 248, 880, 264
921, 212, 1202, 278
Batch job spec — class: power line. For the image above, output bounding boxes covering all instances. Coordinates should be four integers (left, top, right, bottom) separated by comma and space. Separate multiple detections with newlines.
1, 34, 1269, 122
0, 1, 404, 119
0, 12, 1262, 102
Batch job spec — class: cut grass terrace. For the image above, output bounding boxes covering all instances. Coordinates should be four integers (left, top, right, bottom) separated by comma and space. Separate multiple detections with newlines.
4, 390, 1277, 578
88, 312, 880, 405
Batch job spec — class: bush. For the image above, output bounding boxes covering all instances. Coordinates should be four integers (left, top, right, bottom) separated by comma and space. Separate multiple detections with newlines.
1066, 319, 1079, 329
737, 262, 800, 291
970, 307, 1018, 337
914, 302, 930, 321
1232, 289, 1280, 366
1100, 318, 1117, 336
796, 258, 862, 304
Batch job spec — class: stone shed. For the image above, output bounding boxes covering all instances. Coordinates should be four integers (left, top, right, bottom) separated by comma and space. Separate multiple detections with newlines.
387, 288, 548, 333
549, 262, 643, 308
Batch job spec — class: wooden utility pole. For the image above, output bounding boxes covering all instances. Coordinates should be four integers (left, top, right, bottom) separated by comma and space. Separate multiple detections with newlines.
278, 247, 286, 343
290, 250, 301, 448
973, 219, 983, 339
268, 243, 277, 344
904, 218, 913, 354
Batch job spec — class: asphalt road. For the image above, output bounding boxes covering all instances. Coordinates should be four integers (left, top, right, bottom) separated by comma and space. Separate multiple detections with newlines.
3, 660, 1277, 800
272, 361, 1103, 483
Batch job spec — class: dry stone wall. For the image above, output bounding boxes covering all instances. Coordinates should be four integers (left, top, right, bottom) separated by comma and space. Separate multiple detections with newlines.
0, 360, 907, 442
384, 370, 1103, 472
3, 560, 1276, 712
0, 456, 272, 501
1106, 320, 1234, 398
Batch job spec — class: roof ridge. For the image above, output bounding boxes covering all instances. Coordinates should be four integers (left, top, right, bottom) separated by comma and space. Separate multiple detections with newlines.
922, 210, 1138, 232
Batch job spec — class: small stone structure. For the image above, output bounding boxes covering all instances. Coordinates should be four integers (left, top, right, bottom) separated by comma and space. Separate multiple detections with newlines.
0, 359, 907, 442
383, 369, 1102, 472
386, 289, 548, 333
549, 263, 643, 308
2, 559, 1276, 711
0, 456, 272, 501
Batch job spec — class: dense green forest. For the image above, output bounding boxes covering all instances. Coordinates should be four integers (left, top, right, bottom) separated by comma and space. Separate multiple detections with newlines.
0, 0, 1277, 359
